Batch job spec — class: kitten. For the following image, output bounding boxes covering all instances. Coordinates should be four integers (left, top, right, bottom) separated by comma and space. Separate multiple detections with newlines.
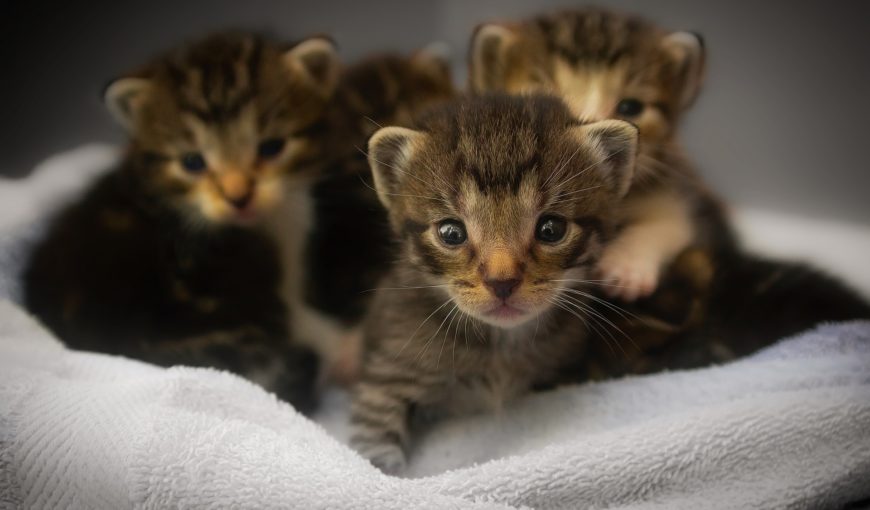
350, 94, 639, 473
467, 9, 870, 375
298, 48, 457, 382
468, 7, 734, 302
23, 32, 340, 412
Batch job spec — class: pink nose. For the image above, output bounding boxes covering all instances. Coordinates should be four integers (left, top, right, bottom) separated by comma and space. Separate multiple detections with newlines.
484, 278, 521, 300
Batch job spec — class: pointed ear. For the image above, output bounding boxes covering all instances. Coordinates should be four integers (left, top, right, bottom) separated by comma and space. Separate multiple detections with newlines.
103, 78, 152, 131
284, 37, 340, 96
662, 31, 706, 110
569, 120, 638, 197
411, 42, 452, 83
468, 23, 518, 92
367, 126, 425, 210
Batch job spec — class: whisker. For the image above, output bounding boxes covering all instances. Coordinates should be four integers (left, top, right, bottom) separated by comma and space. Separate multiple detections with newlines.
548, 297, 618, 357
555, 295, 627, 358
559, 294, 636, 355
418, 304, 457, 362
355, 145, 452, 194
355, 172, 448, 203
363, 115, 383, 129
437, 304, 462, 368
395, 297, 453, 359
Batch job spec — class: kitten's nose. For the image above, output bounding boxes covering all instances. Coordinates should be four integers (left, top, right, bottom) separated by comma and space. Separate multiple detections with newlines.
484, 278, 521, 300
228, 190, 254, 210
218, 171, 255, 210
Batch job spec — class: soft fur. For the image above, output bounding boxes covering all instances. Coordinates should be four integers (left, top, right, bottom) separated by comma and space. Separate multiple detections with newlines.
350, 94, 640, 473
23, 32, 339, 412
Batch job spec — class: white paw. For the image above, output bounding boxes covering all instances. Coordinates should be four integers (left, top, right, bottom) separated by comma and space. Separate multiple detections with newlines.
597, 247, 660, 302
353, 439, 407, 475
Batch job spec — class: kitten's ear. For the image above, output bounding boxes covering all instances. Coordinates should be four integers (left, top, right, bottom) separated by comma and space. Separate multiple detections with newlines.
662, 31, 706, 110
368, 126, 425, 210
569, 120, 638, 197
284, 36, 340, 95
468, 23, 518, 92
103, 78, 152, 131
411, 42, 452, 83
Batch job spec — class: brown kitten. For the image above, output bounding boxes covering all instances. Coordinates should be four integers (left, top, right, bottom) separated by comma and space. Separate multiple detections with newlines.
23, 32, 339, 412
350, 94, 639, 473
469, 7, 735, 302
299, 48, 457, 382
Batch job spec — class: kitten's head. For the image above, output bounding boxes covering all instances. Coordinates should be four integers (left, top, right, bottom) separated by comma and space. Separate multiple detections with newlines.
469, 8, 703, 181
368, 94, 637, 328
104, 32, 340, 225
337, 45, 456, 138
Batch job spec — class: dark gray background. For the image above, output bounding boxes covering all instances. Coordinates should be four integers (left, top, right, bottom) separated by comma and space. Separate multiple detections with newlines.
2, 0, 868, 223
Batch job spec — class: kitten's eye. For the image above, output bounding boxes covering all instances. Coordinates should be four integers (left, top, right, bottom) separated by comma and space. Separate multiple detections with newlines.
536, 216, 567, 244
257, 138, 286, 159
616, 98, 645, 118
437, 220, 467, 246
180, 152, 206, 173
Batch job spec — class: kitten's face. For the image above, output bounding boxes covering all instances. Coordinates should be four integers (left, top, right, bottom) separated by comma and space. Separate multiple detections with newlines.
369, 95, 637, 328
104, 34, 339, 225
469, 9, 704, 181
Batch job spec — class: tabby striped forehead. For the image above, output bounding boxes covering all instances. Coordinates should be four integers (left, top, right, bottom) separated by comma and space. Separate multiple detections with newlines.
432, 94, 580, 196
158, 34, 265, 124
533, 8, 663, 66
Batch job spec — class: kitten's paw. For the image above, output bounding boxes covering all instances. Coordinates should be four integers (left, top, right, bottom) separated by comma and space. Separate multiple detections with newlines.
597, 248, 660, 302
354, 440, 407, 475
328, 331, 362, 386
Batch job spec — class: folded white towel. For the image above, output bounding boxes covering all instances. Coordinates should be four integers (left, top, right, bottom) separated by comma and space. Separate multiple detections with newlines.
2, 299, 868, 509
3, 145, 870, 509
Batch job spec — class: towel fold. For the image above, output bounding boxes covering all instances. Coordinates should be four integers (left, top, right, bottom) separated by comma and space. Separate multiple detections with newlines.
2, 299, 868, 509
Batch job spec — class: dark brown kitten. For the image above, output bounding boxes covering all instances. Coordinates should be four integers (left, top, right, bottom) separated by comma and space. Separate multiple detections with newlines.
300, 48, 457, 382
350, 94, 639, 472
23, 32, 340, 412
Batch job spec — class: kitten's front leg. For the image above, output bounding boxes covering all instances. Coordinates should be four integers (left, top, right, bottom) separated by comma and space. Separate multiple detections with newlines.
598, 192, 694, 301
349, 354, 433, 474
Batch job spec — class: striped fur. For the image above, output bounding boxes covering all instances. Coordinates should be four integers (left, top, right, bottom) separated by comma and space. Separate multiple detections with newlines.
298, 48, 457, 382
351, 94, 639, 473
23, 32, 338, 413
469, 7, 734, 303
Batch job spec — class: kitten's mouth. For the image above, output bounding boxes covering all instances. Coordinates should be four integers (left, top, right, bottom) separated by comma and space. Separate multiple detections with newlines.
227, 205, 260, 225
485, 303, 526, 320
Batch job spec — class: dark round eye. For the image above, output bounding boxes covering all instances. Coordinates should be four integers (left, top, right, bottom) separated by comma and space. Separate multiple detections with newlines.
180, 152, 206, 173
616, 98, 645, 118
257, 138, 286, 159
437, 220, 467, 246
536, 216, 567, 243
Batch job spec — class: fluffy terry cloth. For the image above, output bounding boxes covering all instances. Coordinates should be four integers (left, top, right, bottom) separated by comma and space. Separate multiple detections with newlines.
1, 300, 869, 509
2, 146, 870, 509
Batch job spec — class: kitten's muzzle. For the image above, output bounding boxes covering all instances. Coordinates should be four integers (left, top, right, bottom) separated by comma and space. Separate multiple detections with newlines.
217, 171, 256, 211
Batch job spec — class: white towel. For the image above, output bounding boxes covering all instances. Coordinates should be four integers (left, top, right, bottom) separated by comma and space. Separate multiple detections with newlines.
2, 146, 870, 509
1, 300, 869, 509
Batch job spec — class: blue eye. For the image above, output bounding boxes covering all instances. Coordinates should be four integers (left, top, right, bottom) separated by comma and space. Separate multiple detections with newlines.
257, 138, 286, 159
180, 152, 206, 173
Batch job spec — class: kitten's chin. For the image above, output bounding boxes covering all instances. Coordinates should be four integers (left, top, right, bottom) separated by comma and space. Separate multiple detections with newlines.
473, 302, 538, 329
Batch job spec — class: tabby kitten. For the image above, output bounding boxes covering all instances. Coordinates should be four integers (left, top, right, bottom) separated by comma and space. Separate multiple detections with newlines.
350, 94, 639, 473
469, 7, 734, 301
299, 48, 456, 381
23, 32, 340, 412
467, 8, 870, 374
